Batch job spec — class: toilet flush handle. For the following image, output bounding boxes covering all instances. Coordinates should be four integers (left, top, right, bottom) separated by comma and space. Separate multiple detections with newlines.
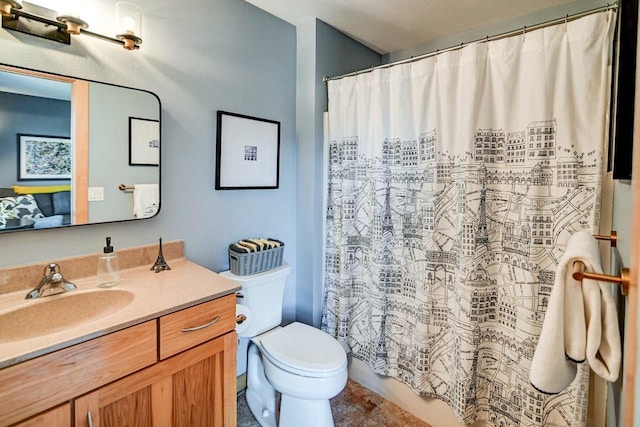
236, 314, 247, 324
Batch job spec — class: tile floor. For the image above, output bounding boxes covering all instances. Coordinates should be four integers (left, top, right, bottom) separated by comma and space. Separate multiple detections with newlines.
238, 378, 432, 427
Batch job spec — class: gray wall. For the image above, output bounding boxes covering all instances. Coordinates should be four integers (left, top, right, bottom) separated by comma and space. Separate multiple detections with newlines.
0, 92, 71, 186
612, 179, 632, 427
88, 82, 159, 223
295, 19, 381, 326
0, 0, 298, 320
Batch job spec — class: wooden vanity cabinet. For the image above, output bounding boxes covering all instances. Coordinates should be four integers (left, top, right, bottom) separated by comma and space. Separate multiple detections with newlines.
74, 332, 237, 427
13, 404, 71, 427
2, 294, 237, 427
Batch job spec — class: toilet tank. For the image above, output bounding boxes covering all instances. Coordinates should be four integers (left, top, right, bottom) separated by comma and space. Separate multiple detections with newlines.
220, 262, 291, 338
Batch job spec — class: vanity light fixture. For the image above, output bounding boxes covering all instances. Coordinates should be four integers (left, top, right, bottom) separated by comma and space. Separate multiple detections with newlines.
1, 0, 142, 50
0, 0, 22, 17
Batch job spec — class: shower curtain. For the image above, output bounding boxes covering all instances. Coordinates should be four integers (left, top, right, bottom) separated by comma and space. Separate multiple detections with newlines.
322, 11, 614, 427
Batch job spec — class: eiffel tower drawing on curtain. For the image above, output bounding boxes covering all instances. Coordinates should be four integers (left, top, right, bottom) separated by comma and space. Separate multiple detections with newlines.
322, 11, 614, 427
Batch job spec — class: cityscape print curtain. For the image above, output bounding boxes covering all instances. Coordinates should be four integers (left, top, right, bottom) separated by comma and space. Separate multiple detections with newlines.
322, 12, 614, 427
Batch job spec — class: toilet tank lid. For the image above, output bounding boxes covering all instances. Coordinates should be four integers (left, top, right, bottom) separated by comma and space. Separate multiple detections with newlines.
220, 262, 291, 287
260, 322, 346, 374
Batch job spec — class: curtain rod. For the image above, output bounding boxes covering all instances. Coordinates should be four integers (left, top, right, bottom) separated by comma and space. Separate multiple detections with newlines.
323, 3, 618, 83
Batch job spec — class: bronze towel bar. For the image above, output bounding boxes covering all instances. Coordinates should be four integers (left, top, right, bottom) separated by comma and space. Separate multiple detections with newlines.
571, 231, 629, 296
593, 230, 617, 247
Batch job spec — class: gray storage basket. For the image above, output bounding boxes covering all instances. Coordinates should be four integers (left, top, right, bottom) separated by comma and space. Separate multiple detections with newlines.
229, 244, 284, 276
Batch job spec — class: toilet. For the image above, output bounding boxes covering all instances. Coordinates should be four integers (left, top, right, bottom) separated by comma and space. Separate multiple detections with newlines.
221, 263, 347, 427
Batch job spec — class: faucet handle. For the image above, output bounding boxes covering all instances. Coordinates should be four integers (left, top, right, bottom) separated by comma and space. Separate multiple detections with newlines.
46, 264, 77, 291
38, 263, 76, 293
44, 263, 60, 278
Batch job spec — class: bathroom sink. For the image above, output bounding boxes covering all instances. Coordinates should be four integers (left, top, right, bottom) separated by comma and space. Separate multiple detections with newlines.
0, 289, 134, 343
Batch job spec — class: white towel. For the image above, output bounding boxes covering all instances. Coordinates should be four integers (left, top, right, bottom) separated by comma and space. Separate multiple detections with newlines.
133, 184, 159, 218
529, 231, 621, 394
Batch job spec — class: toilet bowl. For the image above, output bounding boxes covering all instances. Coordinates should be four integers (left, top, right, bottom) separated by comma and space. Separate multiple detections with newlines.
249, 322, 348, 427
221, 264, 348, 427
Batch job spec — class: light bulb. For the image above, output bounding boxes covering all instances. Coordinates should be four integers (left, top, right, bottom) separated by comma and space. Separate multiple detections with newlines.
115, 2, 142, 36
115, 2, 142, 49
121, 16, 135, 34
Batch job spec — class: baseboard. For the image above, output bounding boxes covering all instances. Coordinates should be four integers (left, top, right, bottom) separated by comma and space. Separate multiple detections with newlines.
237, 373, 247, 394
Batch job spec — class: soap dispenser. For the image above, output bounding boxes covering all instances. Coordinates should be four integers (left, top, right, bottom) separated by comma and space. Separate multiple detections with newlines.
97, 237, 120, 288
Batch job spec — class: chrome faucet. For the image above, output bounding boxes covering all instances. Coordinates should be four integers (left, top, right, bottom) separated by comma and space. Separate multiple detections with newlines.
25, 263, 77, 299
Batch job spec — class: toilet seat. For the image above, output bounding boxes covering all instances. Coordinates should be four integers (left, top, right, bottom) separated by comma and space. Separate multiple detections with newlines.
259, 322, 347, 378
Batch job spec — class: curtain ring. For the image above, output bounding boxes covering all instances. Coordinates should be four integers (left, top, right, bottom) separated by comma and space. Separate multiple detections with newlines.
486, 35, 489, 51
435, 49, 439, 62
564, 15, 568, 32
522, 26, 526, 42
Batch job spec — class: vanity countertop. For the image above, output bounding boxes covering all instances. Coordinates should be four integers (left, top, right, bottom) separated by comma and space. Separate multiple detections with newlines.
0, 258, 240, 369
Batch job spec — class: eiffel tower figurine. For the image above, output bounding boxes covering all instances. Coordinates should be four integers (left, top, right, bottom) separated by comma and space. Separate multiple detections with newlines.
151, 238, 171, 273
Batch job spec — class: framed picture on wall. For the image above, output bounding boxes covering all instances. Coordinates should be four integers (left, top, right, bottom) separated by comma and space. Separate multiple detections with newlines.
17, 134, 71, 180
129, 117, 160, 166
610, 0, 638, 179
215, 111, 281, 190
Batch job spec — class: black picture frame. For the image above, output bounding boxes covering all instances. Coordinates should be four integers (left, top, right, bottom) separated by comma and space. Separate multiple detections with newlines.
610, 0, 638, 180
17, 134, 71, 181
215, 111, 281, 190
129, 117, 160, 166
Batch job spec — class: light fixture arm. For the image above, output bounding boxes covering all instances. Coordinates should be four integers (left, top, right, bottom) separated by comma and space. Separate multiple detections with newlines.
81, 27, 140, 50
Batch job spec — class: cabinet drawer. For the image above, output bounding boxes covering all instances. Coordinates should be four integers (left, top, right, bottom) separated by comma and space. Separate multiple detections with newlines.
159, 294, 236, 359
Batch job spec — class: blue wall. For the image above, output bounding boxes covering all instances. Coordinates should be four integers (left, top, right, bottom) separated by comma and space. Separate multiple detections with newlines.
0, 0, 298, 319
0, 92, 71, 186
295, 19, 381, 325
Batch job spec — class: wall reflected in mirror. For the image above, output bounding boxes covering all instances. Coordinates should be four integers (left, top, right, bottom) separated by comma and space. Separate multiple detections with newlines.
0, 65, 160, 232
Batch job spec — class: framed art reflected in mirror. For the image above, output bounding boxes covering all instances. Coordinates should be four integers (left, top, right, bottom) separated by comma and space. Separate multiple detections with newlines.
17, 134, 71, 180
129, 117, 160, 166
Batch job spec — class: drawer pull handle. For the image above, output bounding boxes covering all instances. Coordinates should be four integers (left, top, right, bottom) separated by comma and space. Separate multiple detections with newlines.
236, 314, 247, 324
87, 411, 93, 427
236, 292, 244, 299
181, 316, 221, 332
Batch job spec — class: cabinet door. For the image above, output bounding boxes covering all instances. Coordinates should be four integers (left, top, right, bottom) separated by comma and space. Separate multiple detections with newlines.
172, 343, 232, 426
14, 404, 71, 427
75, 386, 153, 427
75, 332, 237, 427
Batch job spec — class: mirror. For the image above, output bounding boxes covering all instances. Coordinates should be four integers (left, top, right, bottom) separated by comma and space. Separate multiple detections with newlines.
0, 64, 160, 232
